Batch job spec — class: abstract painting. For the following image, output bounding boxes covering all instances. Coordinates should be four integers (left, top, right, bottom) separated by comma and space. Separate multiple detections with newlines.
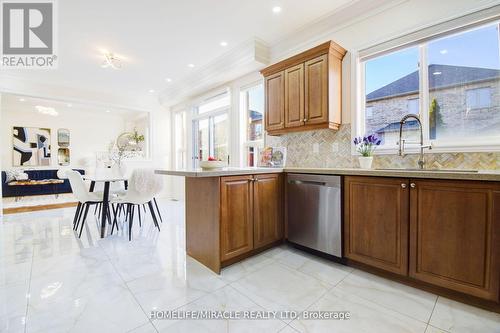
13, 127, 51, 166
57, 128, 70, 147
57, 148, 70, 165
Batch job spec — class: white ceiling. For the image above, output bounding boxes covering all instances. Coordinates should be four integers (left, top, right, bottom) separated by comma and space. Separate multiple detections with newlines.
1, 0, 370, 106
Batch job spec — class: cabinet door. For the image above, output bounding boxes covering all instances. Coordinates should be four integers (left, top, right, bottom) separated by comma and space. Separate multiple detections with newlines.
409, 180, 500, 301
304, 54, 328, 125
253, 174, 283, 248
344, 176, 410, 275
265, 72, 285, 132
284, 64, 304, 128
220, 175, 254, 261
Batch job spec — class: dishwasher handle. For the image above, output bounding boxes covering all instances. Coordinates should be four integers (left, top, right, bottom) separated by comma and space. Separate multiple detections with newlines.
288, 179, 327, 186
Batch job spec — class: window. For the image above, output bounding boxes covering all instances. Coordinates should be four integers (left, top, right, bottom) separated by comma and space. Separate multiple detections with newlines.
192, 91, 230, 167
240, 83, 264, 166
365, 106, 373, 119
407, 98, 419, 114
360, 21, 500, 149
173, 111, 187, 169
466, 88, 491, 110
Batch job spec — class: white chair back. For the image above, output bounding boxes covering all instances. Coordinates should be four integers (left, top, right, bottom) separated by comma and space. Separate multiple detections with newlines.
128, 168, 163, 201
57, 168, 71, 179
67, 171, 90, 203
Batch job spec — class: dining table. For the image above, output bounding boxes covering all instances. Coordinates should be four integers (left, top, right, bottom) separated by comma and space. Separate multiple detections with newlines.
83, 174, 128, 238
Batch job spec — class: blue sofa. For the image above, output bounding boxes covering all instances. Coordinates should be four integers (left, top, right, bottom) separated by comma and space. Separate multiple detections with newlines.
2, 169, 85, 198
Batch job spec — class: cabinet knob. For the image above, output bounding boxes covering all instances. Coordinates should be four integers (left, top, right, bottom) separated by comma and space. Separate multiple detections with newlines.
401, 183, 407, 189
410, 183, 416, 188
304, 118, 308, 122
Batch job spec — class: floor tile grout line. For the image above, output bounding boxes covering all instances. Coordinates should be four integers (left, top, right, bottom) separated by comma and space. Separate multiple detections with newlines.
103, 245, 159, 332
23, 247, 35, 333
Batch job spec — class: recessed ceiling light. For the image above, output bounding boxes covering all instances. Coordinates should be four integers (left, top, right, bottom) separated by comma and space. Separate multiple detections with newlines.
187, 63, 195, 68
148, 89, 155, 93
433, 71, 442, 75
101, 52, 122, 70
272, 6, 282, 13
19, 98, 25, 102
35, 105, 58, 116
67, 103, 72, 107
105, 110, 111, 113
165, 78, 172, 82
220, 41, 228, 47
440, 49, 448, 54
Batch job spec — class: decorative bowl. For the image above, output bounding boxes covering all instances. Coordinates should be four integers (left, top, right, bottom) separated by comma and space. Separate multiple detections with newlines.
199, 160, 227, 170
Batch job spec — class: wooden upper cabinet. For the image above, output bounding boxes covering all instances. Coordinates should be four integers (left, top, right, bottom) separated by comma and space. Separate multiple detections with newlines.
261, 41, 346, 135
344, 176, 410, 276
304, 54, 328, 125
409, 179, 500, 302
253, 174, 283, 248
284, 64, 304, 128
220, 175, 254, 261
265, 72, 285, 132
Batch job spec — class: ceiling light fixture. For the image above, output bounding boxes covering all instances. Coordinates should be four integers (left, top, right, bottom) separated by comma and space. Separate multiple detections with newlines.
187, 63, 195, 68
35, 106, 58, 116
165, 78, 172, 82
433, 71, 442, 75
440, 49, 448, 54
67, 103, 72, 107
272, 6, 282, 13
105, 110, 111, 113
149, 89, 155, 93
220, 41, 228, 47
19, 98, 25, 102
101, 52, 122, 69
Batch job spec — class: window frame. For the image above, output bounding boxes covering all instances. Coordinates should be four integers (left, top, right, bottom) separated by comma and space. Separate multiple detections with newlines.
239, 81, 265, 167
355, 18, 500, 154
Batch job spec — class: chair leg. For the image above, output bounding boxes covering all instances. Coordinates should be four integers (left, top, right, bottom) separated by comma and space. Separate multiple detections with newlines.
137, 204, 142, 227
73, 203, 82, 229
128, 204, 134, 241
74, 202, 85, 231
111, 204, 119, 234
153, 198, 163, 223
148, 201, 160, 232
79, 203, 90, 238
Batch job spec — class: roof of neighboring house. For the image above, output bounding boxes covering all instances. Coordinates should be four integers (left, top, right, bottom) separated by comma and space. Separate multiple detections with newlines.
375, 119, 420, 134
249, 110, 263, 121
366, 64, 500, 102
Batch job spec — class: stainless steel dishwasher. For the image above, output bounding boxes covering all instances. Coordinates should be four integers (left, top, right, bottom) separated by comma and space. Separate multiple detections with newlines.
286, 173, 342, 257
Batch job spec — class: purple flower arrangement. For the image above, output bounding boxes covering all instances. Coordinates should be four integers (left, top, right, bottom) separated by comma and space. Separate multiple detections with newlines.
353, 134, 381, 157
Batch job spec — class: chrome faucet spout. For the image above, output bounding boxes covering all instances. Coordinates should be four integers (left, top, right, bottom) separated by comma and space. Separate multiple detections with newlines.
398, 114, 431, 169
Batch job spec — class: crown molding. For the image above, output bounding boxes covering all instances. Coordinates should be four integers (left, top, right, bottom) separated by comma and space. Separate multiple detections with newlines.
158, 38, 269, 107
0, 73, 156, 112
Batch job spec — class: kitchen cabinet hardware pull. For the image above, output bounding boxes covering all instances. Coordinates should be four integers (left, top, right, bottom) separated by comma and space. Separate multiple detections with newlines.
401, 183, 407, 189
410, 183, 416, 188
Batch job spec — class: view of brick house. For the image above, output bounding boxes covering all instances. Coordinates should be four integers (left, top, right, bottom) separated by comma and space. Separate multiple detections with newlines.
365, 64, 500, 144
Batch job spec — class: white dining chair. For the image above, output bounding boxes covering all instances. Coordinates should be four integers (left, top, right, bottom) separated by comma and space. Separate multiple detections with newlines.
110, 168, 163, 240
67, 170, 104, 237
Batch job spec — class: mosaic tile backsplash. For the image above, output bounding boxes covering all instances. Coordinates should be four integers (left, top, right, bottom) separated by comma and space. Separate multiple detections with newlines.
266, 125, 500, 170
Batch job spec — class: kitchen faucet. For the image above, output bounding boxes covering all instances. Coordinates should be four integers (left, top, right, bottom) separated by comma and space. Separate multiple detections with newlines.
398, 114, 432, 169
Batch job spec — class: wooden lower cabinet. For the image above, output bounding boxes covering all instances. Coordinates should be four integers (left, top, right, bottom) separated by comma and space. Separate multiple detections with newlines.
344, 176, 409, 275
409, 179, 500, 302
220, 174, 283, 263
344, 176, 500, 303
253, 174, 283, 248
220, 175, 254, 261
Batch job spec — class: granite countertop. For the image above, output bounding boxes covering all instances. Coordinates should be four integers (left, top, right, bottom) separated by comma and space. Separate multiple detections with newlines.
155, 167, 284, 178
155, 167, 500, 181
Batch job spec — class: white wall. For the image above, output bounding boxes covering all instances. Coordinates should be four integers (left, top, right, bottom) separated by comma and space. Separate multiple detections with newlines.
1, 99, 127, 170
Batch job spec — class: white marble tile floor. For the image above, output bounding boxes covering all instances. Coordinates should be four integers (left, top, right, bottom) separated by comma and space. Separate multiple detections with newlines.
0, 200, 498, 333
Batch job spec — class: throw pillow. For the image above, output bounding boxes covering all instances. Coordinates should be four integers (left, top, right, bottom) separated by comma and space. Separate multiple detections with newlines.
15, 172, 29, 181
4, 170, 16, 183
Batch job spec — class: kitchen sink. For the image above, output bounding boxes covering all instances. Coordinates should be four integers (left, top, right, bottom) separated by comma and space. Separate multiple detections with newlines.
375, 168, 479, 173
